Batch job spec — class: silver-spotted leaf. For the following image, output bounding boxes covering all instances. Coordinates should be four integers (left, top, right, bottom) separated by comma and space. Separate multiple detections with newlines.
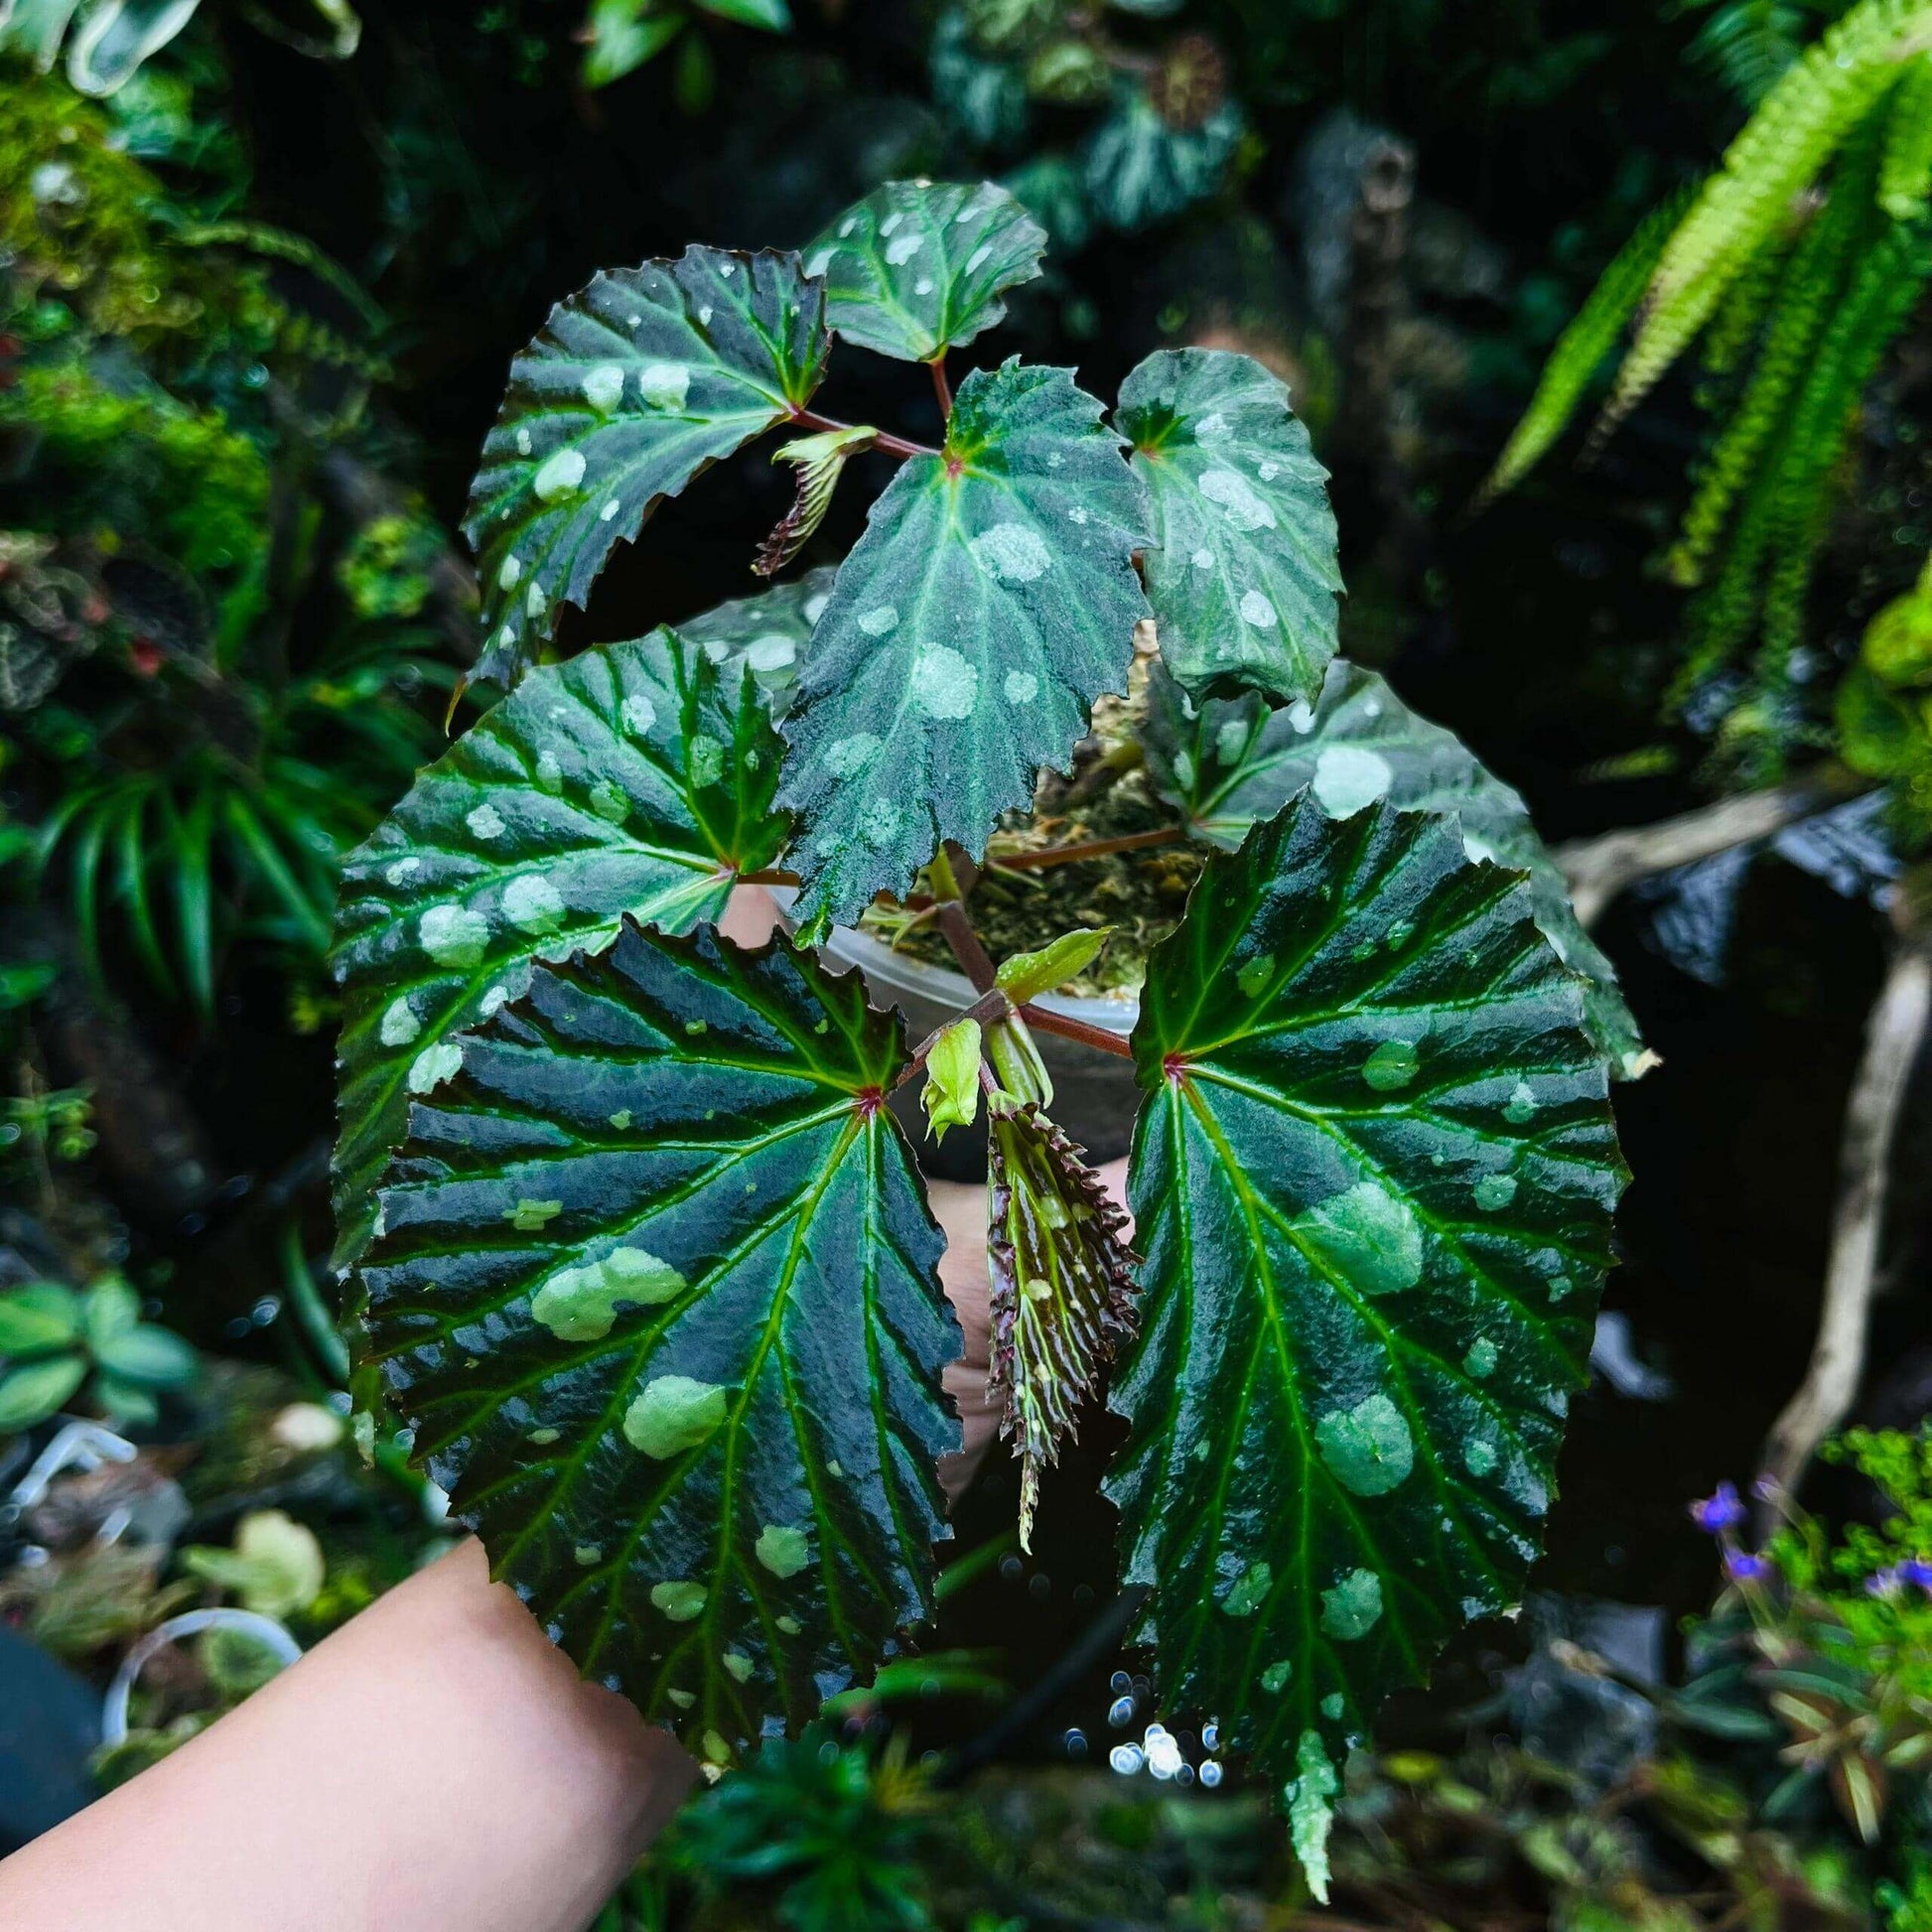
332, 629, 785, 1268
357, 922, 960, 1750
776, 358, 1152, 933
986, 1102, 1138, 1551
1119, 348, 1340, 705
1083, 83, 1242, 231
678, 566, 835, 719
464, 247, 829, 689
1109, 790, 1624, 1872
805, 180, 1046, 363
1145, 658, 1650, 1079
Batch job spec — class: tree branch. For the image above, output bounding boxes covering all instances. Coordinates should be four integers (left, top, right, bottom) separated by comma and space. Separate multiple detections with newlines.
1757, 924, 1932, 1522
1554, 771, 1862, 930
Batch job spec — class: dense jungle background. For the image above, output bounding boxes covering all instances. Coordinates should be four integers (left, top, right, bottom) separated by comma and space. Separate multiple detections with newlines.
7, 1, 1932, 1925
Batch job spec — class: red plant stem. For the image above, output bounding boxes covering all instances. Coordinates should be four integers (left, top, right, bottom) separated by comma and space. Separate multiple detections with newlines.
787, 406, 934, 461
738, 867, 801, 888
987, 827, 1187, 873
1016, 1003, 1134, 1060
933, 898, 998, 993
929, 354, 952, 417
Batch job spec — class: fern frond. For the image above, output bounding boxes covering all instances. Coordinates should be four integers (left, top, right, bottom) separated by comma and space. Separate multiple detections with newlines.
1699, 209, 1798, 376
1879, 51, 1932, 215
1605, 0, 1932, 432
1668, 132, 1881, 585
1474, 189, 1696, 503
1676, 211, 1932, 693
1683, 0, 1820, 106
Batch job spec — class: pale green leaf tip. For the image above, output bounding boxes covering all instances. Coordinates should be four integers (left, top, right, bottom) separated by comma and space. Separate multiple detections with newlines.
994, 925, 1113, 1005
1287, 1727, 1338, 1902
920, 1017, 983, 1144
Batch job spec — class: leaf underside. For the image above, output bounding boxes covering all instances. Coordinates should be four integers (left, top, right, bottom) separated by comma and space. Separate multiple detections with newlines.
1118, 347, 1341, 706
805, 179, 1047, 363
986, 1102, 1139, 1552
331, 629, 785, 1269
775, 357, 1152, 932
1109, 790, 1625, 1810
1145, 657, 1650, 1078
464, 247, 828, 690
358, 922, 961, 1753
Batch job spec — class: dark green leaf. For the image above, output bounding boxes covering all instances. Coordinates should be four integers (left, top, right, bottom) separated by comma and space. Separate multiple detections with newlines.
0, 1354, 88, 1433
1119, 349, 1340, 705
1082, 84, 1241, 231
1110, 791, 1624, 1890
677, 566, 833, 720
357, 921, 960, 1751
465, 248, 829, 690
1145, 659, 1651, 1079
332, 630, 786, 1268
929, 11, 1031, 149
805, 181, 1046, 363
776, 359, 1151, 933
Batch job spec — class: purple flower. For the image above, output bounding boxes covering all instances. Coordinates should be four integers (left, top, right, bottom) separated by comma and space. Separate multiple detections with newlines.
1865, 1567, 1902, 1598
1691, 1481, 1747, 1535
1725, 1549, 1772, 1585
1896, 1558, 1932, 1591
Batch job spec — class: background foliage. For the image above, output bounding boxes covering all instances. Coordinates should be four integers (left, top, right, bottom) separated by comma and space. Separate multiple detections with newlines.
3, 1, 1932, 1925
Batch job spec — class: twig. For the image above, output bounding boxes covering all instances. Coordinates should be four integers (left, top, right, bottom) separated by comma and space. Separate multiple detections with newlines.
1757, 923, 1932, 1522
786, 406, 934, 462
1016, 1003, 1133, 1060
1554, 771, 1860, 930
987, 827, 1187, 873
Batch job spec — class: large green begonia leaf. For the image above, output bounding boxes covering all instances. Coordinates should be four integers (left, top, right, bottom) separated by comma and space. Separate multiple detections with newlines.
464, 248, 829, 690
1145, 659, 1651, 1079
356, 922, 960, 1753
332, 630, 786, 1268
805, 181, 1046, 363
776, 358, 1151, 934
1109, 790, 1625, 1894
1119, 348, 1341, 705
678, 565, 835, 719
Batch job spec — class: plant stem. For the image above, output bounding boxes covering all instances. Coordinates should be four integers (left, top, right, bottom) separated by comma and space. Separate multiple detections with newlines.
787, 406, 934, 462
934, 899, 999, 993
987, 826, 1187, 873
928, 354, 952, 416
738, 866, 800, 888
897, 985, 1016, 1089
1015, 1003, 1133, 1060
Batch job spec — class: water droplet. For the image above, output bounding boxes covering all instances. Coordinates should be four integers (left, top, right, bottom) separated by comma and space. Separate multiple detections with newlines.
1362, 1038, 1419, 1091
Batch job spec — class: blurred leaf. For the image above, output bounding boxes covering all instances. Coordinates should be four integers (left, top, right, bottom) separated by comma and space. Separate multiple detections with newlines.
0, 1282, 83, 1358
182, 1509, 326, 1618
0, 1353, 88, 1432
